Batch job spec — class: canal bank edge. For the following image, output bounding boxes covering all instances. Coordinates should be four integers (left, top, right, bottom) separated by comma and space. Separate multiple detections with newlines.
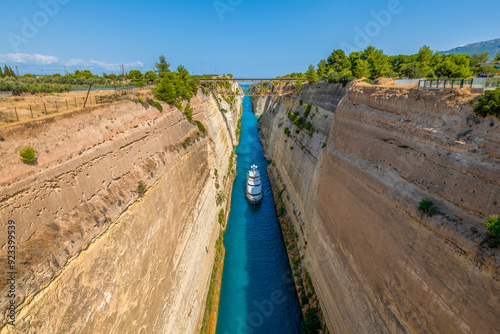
268, 164, 329, 333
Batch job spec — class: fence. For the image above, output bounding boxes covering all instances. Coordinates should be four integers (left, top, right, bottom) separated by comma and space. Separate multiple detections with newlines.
0, 91, 13, 98
394, 78, 420, 87
70, 85, 149, 92
417, 77, 500, 90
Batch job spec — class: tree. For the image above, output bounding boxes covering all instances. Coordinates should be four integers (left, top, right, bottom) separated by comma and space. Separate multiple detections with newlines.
327, 49, 350, 73
127, 70, 143, 80
305, 64, 319, 83
435, 54, 472, 78
0, 66, 3, 78
145, 70, 157, 81
495, 52, 500, 62
316, 59, 329, 78
352, 59, 370, 78
399, 63, 422, 78
471, 52, 489, 66
155, 55, 170, 77
366, 47, 391, 79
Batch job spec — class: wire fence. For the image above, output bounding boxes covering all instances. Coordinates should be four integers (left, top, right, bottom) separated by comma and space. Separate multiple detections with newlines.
69, 85, 145, 92
1, 88, 148, 124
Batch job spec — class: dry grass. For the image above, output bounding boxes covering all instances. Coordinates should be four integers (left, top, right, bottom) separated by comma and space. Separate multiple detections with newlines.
0, 87, 153, 128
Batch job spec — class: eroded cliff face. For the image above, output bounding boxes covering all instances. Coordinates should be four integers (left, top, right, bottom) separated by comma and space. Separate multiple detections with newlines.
254, 82, 500, 334
0, 88, 242, 333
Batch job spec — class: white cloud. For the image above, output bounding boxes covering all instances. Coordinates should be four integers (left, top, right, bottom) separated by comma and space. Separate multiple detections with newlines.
0, 53, 59, 64
0, 53, 145, 73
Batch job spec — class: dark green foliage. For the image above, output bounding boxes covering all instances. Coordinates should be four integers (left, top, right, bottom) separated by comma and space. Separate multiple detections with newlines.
195, 120, 207, 134
363, 78, 376, 85
306, 64, 319, 83
473, 88, 500, 119
292, 256, 301, 269
19, 146, 36, 163
302, 308, 321, 334
147, 98, 163, 112
235, 119, 241, 139
495, 53, 500, 62
304, 104, 312, 118
299, 99, 303, 106
144, 70, 157, 81
278, 203, 286, 217
137, 180, 146, 197
301, 294, 309, 306
419, 198, 436, 216
154, 56, 199, 106
322, 142, 326, 148
184, 103, 194, 122
284, 127, 291, 137
485, 215, 500, 238
290, 146, 294, 150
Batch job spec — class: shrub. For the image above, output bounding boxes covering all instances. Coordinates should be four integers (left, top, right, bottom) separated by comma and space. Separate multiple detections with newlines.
304, 103, 312, 118
302, 308, 321, 334
137, 180, 146, 197
485, 215, 500, 237
19, 146, 36, 163
216, 190, 226, 206
194, 120, 207, 134
290, 146, 294, 150
473, 88, 500, 119
218, 209, 225, 226
419, 198, 436, 216
322, 142, 326, 148
284, 127, 291, 137
184, 103, 194, 122
363, 78, 376, 85
292, 256, 301, 268
181, 137, 192, 148
147, 98, 163, 112
299, 99, 303, 106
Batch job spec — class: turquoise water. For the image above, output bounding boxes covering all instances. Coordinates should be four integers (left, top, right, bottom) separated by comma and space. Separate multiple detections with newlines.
216, 96, 302, 334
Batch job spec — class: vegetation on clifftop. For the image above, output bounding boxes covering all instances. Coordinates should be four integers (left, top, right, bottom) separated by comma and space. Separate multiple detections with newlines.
473, 88, 500, 119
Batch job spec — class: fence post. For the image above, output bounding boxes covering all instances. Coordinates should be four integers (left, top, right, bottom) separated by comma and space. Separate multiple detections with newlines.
29, 104, 33, 118
66, 99, 69, 110
14, 107, 19, 121
74, 97, 77, 106
55, 101, 59, 113
44, 102, 47, 114
83, 84, 92, 108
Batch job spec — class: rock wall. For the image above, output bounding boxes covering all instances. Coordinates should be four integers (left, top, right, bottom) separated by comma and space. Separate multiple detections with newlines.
254, 82, 500, 334
0, 88, 242, 333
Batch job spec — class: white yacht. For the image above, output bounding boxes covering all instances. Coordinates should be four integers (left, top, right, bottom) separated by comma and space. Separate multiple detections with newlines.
246, 165, 263, 204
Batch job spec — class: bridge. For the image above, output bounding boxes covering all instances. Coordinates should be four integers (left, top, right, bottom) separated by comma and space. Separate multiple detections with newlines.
199, 78, 304, 97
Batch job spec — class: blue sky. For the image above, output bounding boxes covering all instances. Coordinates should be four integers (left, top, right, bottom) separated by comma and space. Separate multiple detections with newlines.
0, 0, 499, 77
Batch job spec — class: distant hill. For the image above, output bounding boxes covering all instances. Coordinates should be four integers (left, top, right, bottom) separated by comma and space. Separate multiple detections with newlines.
441, 38, 500, 60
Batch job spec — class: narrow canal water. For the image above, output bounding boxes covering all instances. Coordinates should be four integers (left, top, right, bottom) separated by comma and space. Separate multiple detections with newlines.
216, 95, 302, 334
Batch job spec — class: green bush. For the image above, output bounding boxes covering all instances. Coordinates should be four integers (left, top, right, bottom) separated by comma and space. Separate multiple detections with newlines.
322, 142, 326, 148
302, 308, 321, 334
216, 190, 226, 206
473, 88, 500, 119
419, 198, 436, 216
194, 120, 207, 134
19, 146, 36, 163
485, 215, 500, 237
184, 103, 193, 122
363, 78, 376, 85
181, 137, 192, 148
147, 98, 163, 112
299, 99, 303, 106
284, 127, 291, 137
137, 180, 146, 197
218, 209, 225, 226
304, 104, 312, 118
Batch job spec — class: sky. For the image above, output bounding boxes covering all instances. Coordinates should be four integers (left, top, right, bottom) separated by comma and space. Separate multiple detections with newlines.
0, 0, 499, 77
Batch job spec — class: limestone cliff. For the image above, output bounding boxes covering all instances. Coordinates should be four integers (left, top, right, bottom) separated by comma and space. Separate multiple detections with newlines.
0, 88, 242, 333
253, 82, 500, 334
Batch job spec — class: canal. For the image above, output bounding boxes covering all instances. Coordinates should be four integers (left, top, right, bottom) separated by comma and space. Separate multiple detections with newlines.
216, 95, 302, 333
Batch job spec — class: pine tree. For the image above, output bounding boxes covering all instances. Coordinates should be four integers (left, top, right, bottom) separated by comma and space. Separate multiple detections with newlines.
0, 66, 3, 78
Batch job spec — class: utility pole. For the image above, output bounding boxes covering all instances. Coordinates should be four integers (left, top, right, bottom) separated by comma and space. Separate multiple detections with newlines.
15, 66, 19, 76
121, 64, 125, 78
